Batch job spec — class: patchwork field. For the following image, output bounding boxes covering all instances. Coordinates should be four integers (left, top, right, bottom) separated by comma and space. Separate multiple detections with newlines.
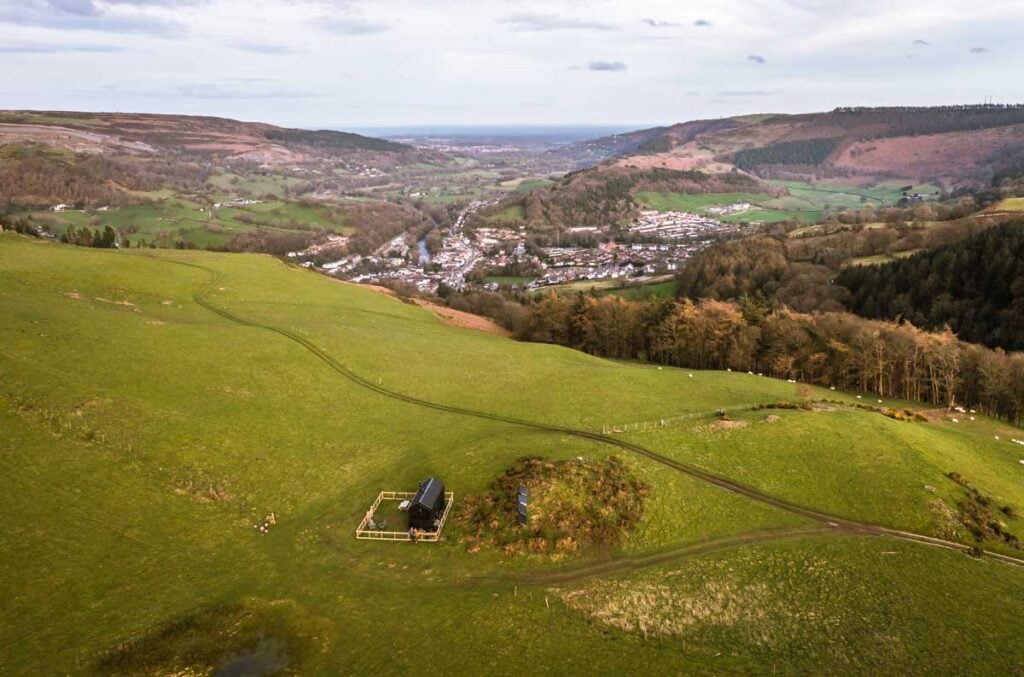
2, 233, 1024, 674
634, 181, 941, 225
15, 197, 350, 248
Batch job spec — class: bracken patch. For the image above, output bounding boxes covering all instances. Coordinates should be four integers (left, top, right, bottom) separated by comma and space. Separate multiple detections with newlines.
455, 456, 648, 558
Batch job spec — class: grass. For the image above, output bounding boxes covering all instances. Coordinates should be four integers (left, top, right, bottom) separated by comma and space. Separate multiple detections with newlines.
986, 197, 1024, 212
623, 405, 1024, 550
2, 233, 1024, 674
515, 179, 555, 193
597, 279, 677, 300
539, 278, 677, 300
846, 249, 921, 266
633, 181, 942, 226
485, 275, 537, 286
485, 204, 526, 223
206, 172, 309, 198
557, 536, 1024, 673
16, 197, 349, 248
633, 191, 774, 214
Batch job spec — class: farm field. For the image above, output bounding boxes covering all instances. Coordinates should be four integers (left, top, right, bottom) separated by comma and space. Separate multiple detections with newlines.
541, 276, 678, 300
846, 249, 922, 266
484, 274, 537, 286
633, 191, 775, 214
15, 197, 350, 248
635, 181, 942, 225
2, 233, 1024, 674
206, 171, 310, 197
985, 196, 1024, 212
485, 203, 527, 223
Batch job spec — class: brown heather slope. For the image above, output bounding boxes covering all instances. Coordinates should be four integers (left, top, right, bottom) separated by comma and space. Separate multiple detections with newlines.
832, 125, 1024, 181
0, 110, 423, 167
599, 106, 1024, 186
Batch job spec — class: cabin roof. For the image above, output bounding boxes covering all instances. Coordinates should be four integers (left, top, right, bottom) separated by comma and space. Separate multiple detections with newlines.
411, 477, 444, 510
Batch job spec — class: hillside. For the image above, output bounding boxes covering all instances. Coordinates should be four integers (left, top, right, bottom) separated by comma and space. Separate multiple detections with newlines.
603, 105, 1024, 186
474, 165, 779, 238
479, 106, 1024, 237
837, 221, 1024, 350
0, 110, 457, 255
0, 110, 412, 163
3, 233, 1024, 674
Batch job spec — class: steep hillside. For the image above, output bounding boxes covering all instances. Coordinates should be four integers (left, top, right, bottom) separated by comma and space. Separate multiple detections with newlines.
3, 233, 1024, 674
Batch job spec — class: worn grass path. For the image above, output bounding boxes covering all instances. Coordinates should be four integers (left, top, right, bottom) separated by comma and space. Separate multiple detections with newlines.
162, 257, 1024, 576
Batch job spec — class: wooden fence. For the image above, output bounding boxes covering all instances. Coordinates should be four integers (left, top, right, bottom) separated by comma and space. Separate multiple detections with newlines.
355, 490, 455, 542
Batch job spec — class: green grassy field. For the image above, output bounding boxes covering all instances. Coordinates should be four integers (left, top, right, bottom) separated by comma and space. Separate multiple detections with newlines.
635, 181, 941, 226
206, 171, 310, 197
634, 191, 774, 213
3, 233, 1024, 674
485, 204, 527, 223
543, 278, 677, 300
847, 249, 922, 266
514, 178, 555, 193
18, 197, 349, 248
986, 197, 1024, 212
485, 275, 537, 286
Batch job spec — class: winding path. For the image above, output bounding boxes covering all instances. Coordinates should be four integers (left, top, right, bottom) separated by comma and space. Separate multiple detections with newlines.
166, 257, 1024, 573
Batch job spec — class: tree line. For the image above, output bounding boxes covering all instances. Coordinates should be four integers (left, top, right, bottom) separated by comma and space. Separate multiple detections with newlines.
59, 225, 119, 248
824, 105, 1024, 138
513, 293, 1024, 424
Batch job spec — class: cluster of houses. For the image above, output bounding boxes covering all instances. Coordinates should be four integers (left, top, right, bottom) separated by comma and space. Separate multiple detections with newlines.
309, 200, 745, 294
286, 234, 351, 260
212, 198, 262, 209
705, 202, 751, 216
628, 210, 744, 240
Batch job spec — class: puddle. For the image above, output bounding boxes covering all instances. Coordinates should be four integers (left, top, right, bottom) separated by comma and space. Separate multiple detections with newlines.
215, 638, 288, 677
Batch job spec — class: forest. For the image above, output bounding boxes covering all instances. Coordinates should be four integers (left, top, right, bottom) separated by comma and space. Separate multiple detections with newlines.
837, 222, 1024, 350
0, 143, 209, 207
825, 104, 1024, 138
512, 293, 1024, 424
733, 137, 842, 170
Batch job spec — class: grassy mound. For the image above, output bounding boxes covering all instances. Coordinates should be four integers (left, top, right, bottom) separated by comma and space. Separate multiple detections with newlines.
457, 456, 649, 557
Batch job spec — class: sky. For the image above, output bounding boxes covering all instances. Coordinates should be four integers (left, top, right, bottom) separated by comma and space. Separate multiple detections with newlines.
0, 0, 1022, 130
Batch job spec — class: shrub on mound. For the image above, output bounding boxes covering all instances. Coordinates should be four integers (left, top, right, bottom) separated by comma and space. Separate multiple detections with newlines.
457, 456, 649, 557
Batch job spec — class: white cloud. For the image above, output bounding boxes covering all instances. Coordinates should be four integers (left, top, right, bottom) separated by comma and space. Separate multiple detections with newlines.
0, 0, 1020, 127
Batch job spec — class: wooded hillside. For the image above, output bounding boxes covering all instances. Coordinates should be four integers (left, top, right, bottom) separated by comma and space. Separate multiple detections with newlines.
837, 222, 1024, 350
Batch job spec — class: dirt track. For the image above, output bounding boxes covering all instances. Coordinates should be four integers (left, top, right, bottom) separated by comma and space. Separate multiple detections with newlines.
169, 258, 1024, 576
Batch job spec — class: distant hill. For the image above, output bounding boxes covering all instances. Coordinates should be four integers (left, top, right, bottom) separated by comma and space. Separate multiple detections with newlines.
594, 105, 1024, 187
0, 110, 413, 162
493, 106, 1024, 236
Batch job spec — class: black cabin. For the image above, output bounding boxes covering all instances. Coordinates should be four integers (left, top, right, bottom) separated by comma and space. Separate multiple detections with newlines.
408, 477, 446, 531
